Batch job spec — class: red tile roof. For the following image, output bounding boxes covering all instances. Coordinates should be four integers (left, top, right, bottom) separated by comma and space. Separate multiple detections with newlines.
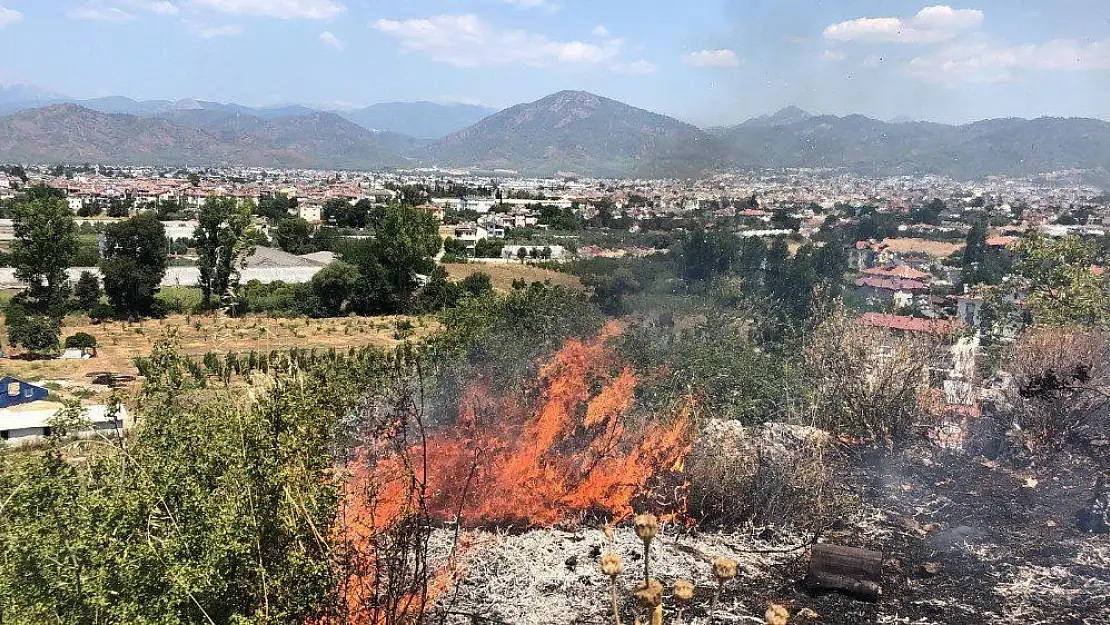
860, 313, 964, 335
854, 277, 930, 292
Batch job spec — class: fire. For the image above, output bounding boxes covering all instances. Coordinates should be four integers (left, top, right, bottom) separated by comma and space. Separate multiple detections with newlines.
412, 322, 690, 527
326, 323, 692, 623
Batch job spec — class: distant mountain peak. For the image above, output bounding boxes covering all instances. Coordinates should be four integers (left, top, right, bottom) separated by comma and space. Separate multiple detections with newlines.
428, 89, 724, 177
743, 105, 814, 127
0, 82, 68, 104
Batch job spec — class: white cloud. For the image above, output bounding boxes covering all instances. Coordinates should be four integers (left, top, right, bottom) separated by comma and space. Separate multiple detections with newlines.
820, 49, 846, 62
617, 59, 657, 75
67, 3, 136, 23
905, 37, 1110, 84
122, 0, 179, 14
824, 5, 984, 44
862, 55, 883, 67
684, 49, 741, 68
0, 4, 22, 28
190, 0, 344, 20
592, 25, 609, 38
183, 20, 243, 37
374, 14, 626, 69
319, 30, 343, 50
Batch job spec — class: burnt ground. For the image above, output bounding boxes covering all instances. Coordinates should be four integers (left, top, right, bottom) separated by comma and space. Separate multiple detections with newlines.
750, 441, 1110, 625
431, 437, 1109, 625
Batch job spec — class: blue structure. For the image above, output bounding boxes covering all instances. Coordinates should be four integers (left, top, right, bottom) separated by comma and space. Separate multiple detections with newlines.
0, 376, 49, 408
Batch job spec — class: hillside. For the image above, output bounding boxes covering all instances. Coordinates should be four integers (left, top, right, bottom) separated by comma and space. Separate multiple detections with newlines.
425, 90, 727, 178
0, 104, 413, 169
720, 111, 1110, 178
2, 95, 1109, 179
337, 101, 495, 139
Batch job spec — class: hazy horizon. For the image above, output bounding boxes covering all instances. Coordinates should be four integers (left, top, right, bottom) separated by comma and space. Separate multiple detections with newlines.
0, 1, 1108, 126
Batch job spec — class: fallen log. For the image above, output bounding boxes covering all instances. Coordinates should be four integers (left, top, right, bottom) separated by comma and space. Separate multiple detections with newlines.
805, 544, 883, 601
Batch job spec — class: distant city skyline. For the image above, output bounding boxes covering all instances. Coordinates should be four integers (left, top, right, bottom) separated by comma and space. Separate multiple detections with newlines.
0, 1, 1107, 126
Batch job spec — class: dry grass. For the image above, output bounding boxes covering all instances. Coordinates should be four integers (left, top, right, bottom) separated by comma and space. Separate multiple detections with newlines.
880, 238, 964, 258
1, 313, 437, 401
443, 262, 582, 292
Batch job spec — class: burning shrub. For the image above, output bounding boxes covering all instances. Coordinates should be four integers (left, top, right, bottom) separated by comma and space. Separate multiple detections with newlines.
686, 420, 849, 530
1006, 326, 1110, 450
802, 306, 943, 449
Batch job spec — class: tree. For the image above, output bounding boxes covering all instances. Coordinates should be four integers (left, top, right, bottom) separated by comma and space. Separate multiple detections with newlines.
678, 227, 739, 282
275, 217, 314, 254
257, 193, 295, 223
460, 272, 493, 298
346, 205, 440, 314
100, 213, 169, 318
73, 271, 102, 310
910, 199, 946, 225
323, 198, 367, 229
5, 304, 61, 356
309, 261, 360, 317
473, 238, 504, 259
516, 247, 528, 263
188, 172, 200, 186
195, 197, 256, 308
9, 195, 79, 312
64, 332, 98, 350
1014, 233, 1109, 326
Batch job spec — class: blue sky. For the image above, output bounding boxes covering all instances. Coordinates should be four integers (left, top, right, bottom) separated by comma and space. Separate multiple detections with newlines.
0, 0, 1108, 125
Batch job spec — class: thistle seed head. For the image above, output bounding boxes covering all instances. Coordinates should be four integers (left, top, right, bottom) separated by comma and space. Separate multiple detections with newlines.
712, 557, 738, 582
673, 579, 695, 602
634, 513, 659, 543
601, 552, 624, 577
634, 579, 664, 609
765, 603, 789, 625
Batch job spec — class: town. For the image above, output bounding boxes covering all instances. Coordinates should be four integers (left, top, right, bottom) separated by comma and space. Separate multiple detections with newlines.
1, 1, 1109, 623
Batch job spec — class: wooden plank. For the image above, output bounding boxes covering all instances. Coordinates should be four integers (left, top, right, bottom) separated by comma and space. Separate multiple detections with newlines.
805, 544, 883, 601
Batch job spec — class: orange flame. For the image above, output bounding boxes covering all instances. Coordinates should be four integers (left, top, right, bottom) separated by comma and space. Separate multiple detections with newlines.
326, 324, 692, 623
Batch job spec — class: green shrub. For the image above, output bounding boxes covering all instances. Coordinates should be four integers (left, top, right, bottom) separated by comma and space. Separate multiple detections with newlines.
156, 286, 204, 315
64, 332, 98, 350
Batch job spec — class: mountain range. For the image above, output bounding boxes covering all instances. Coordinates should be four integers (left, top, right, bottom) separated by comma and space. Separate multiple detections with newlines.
0, 83, 493, 139
1, 85, 1109, 180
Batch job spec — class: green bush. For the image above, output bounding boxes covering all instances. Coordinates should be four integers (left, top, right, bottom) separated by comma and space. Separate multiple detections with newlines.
64, 332, 98, 349
5, 305, 61, 356
156, 286, 204, 315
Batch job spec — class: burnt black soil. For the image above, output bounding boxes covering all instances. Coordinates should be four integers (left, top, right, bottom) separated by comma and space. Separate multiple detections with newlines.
746, 442, 1110, 624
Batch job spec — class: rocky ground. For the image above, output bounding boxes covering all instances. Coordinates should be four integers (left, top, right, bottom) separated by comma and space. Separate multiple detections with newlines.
428, 437, 1110, 625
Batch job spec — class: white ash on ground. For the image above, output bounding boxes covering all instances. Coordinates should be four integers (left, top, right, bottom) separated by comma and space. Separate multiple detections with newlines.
429, 524, 810, 625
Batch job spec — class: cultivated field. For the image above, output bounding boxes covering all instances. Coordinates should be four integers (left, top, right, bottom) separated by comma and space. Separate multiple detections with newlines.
443, 262, 582, 291
880, 237, 965, 258
1, 312, 437, 402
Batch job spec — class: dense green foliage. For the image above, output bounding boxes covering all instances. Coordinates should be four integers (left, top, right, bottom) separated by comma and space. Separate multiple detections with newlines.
72, 271, 103, 311
195, 197, 256, 307
1014, 233, 1110, 326
9, 195, 79, 312
340, 204, 441, 315
100, 213, 169, 318
4, 304, 61, 355
0, 337, 399, 623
